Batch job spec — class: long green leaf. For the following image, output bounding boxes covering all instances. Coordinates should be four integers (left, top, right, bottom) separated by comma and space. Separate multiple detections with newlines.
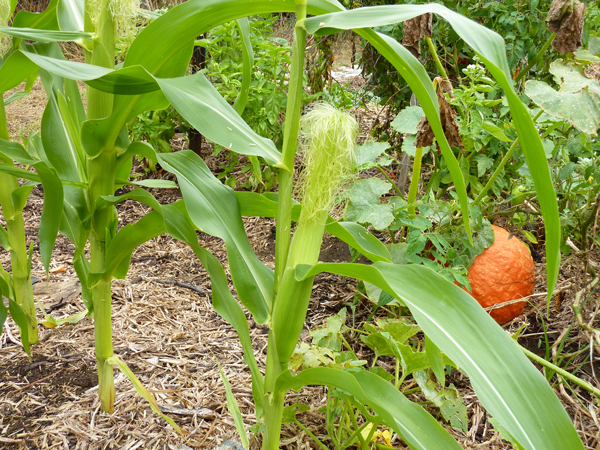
159, 151, 273, 324
0, 140, 65, 275
8, 297, 30, 357
233, 17, 253, 115
276, 368, 461, 450
12, 0, 59, 30
18, 50, 281, 164
295, 262, 583, 450
301, 2, 560, 301
156, 74, 281, 166
0, 26, 90, 42
236, 191, 391, 262
57, 0, 85, 32
160, 201, 264, 417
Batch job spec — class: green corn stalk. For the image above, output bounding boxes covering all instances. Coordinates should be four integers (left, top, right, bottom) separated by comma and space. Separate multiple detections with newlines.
0, 99, 38, 349
0, 0, 38, 352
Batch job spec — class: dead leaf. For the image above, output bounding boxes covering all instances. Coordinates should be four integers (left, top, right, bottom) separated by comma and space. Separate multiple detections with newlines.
415, 77, 463, 151
402, 13, 432, 58
546, 0, 586, 55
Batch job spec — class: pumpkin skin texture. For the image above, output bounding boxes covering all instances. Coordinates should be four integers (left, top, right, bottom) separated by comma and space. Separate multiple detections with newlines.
465, 225, 535, 324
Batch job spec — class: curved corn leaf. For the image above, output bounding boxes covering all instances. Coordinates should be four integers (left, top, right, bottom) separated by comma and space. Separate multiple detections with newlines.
236, 191, 391, 262
295, 261, 584, 450
156, 74, 281, 166
158, 151, 272, 324
160, 201, 264, 417
301, 2, 560, 301
12, 0, 59, 30
19, 50, 281, 165
57, 0, 85, 32
233, 17, 253, 115
0, 139, 63, 272
276, 368, 461, 450
106, 355, 182, 434
0, 51, 39, 93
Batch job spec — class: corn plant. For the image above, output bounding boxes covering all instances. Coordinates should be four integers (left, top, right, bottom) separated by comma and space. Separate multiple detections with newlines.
0, 0, 587, 448
0, 0, 65, 356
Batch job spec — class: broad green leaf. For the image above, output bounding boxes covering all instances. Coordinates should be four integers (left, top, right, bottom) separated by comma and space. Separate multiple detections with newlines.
276, 368, 462, 450
525, 61, 600, 136
414, 370, 467, 433
401, 134, 417, 157
295, 261, 584, 450
159, 151, 272, 324
0, 51, 39, 93
325, 221, 391, 262
482, 121, 512, 142
156, 74, 281, 166
344, 178, 394, 230
356, 141, 390, 170
302, 1, 560, 306
12, 0, 59, 30
128, 179, 178, 189
103, 211, 165, 281
19, 50, 281, 165
391, 105, 424, 134
0, 26, 90, 42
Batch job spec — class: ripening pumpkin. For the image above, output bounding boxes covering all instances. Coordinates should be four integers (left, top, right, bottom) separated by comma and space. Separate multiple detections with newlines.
465, 225, 535, 324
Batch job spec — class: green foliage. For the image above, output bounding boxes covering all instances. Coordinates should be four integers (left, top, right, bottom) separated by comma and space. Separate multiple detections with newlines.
203, 15, 292, 148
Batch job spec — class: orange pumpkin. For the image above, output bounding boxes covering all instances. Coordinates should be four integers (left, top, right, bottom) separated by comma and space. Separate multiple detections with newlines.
465, 225, 535, 324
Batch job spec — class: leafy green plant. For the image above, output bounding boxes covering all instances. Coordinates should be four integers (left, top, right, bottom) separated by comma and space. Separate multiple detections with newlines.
0, 1, 587, 450
290, 308, 468, 448
0, 0, 64, 355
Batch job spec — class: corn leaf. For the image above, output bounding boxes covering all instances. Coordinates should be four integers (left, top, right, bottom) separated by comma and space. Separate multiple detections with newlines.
295, 262, 584, 450
160, 201, 264, 417
236, 192, 391, 262
0, 139, 63, 272
106, 355, 183, 434
0, 26, 90, 42
276, 368, 461, 450
216, 357, 250, 449
233, 17, 253, 115
301, 2, 560, 303
57, 0, 85, 33
159, 151, 272, 324
12, 0, 59, 30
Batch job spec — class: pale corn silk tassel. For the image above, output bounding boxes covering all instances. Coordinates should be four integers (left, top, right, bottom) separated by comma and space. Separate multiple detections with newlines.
86, 0, 139, 34
297, 102, 359, 226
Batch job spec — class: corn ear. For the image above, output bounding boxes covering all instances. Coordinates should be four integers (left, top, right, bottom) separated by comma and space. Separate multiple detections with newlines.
272, 103, 357, 363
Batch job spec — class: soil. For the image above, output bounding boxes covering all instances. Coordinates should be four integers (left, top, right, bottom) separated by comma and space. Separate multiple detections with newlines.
1, 34, 600, 450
